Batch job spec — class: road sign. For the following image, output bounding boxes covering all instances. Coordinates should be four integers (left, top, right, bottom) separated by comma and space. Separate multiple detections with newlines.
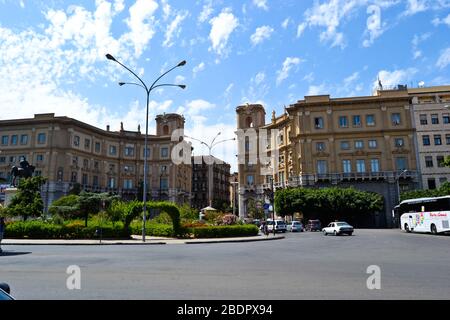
269, 205, 273, 212
263, 203, 270, 210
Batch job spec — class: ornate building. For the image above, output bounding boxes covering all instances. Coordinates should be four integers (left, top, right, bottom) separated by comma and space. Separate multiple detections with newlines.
236, 86, 450, 227
0, 113, 192, 211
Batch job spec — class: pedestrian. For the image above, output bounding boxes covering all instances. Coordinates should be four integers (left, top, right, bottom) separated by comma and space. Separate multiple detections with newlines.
0, 217, 5, 253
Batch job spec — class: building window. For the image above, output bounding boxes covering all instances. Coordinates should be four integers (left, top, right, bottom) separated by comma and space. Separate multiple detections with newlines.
339, 116, 348, 128
34, 170, 42, 177
437, 156, 445, 168
71, 171, 77, 183
446, 134, 450, 145
391, 113, 401, 126
425, 156, 433, 168
143, 147, 151, 158
342, 160, 351, 173
84, 139, 90, 149
124, 165, 134, 173
160, 165, 168, 174
37, 133, 46, 144
108, 177, 116, 188
1, 136, 8, 145
57, 168, 63, 182
317, 160, 327, 174
94, 161, 99, 170
9, 156, 16, 163
11, 135, 18, 145
439, 177, 448, 184
396, 157, 407, 171
0, 157, 5, 163
355, 140, 364, 149
366, 114, 375, 126
370, 159, 380, 173
109, 164, 116, 172
428, 178, 436, 190
93, 176, 99, 186
353, 115, 362, 127
434, 135, 442, 146
36, 154, 44, 162
316, 142, 325, 152
73, 136, 80, 147
161, 147, 169, 158
160, 177, 169, 190
83, 159, 89, 169
314, 117, 324, 129
340, 141, 350, 150
423, 135, 431, 146
163, 125, 169, 135
419, 114, 427, 125
368, 140, 377, 149
246, 175, 254, 185
443, 113, 450, 124
95, 142, 101, 153
82, 174, 88, 185
123, 179, 133, 189
431, 114, 439, 125
109, 145, 117, 156
395, 138, 404, 148
20, 134, 28, 145
72, 156, 78, 166
125, 146, 135, 157
356, 160, 366, 173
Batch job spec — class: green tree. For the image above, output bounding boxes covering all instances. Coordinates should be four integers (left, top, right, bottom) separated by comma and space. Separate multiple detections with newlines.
48, 194, 80, 220
246, 198, 264, 220
107, 200, 143, 231
6, 176, 47, 221
78, 192, 119, 227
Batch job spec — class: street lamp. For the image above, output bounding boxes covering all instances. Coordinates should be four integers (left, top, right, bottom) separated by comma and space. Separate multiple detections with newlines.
185, 133, 235, 207
106, 53, 186, 242
394, 169, 408, 228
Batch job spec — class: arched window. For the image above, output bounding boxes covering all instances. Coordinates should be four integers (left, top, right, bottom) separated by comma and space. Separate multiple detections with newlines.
163, 125, 169, 135
246, 117, 253, 128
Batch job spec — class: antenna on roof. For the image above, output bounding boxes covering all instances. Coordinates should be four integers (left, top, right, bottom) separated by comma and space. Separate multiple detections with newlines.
418, 81, 425, 88
378, 76, 383, 90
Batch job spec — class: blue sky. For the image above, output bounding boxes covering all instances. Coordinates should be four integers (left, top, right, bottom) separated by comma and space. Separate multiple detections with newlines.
1, 0, 450, 170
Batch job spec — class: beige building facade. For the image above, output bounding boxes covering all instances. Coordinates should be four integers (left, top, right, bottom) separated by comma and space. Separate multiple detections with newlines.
0, 113, 192, 211
236, 87, 440, 228
408, 86, 450, 189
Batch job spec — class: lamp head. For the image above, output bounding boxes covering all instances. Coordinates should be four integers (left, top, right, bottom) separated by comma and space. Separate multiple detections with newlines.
105, 54, 116, 61
118, 82, 126, 86
178, 85, 186, 89
177, 60, 187, 67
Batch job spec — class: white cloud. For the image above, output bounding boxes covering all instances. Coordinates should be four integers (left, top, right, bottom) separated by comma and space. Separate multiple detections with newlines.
123, 0, 159, 57
402, 0, 428, 16
436, 47, 450, 69
307, 84, 327, 96
411, 32, 431, 59
282, 18, 290, 29
253, 0, 269, 11
209, 9, 239, 57
163, 11, 188, 47
254, 72, 266, 85
180, 99, 216, 116
276, 57, 302, 85
193, 62, 206, 76
161, 0, 171, 21
303, 72, 315, 83
344, 72, 360, 85
175, 75, 185, 84
432, 13, 450, 26
250, 25, 274, 46
296, 23, 307, 38
198, 2, 213, 23
374, 68, 418, 89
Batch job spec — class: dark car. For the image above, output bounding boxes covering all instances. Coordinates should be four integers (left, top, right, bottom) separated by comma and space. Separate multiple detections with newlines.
0, 283, 14, 300
306, 219, 322, 232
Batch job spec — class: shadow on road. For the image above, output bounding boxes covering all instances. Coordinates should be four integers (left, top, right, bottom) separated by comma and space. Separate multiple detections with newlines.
0, 251, 32, 257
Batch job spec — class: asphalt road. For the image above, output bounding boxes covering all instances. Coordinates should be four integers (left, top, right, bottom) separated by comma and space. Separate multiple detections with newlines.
1, 229, 450, 300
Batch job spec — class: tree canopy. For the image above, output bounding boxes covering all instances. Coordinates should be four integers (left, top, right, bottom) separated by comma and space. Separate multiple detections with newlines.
6, 176, 47, 220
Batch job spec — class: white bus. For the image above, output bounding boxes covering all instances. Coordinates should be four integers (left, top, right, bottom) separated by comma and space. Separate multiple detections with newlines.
397, 195, 450, 234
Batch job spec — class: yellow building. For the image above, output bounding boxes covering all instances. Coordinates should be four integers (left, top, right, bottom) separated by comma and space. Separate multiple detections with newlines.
0, 113, 192, 211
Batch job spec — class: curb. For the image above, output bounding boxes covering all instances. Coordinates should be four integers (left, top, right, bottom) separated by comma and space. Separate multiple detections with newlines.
2, 235, 285, 246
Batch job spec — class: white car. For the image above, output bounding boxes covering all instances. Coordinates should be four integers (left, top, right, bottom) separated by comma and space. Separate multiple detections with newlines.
267, 219, 287, 233
322, 222, 354, 236
287, 221, 304, 232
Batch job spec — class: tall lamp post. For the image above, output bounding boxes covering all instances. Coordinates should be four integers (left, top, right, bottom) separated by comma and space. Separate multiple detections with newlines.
106, 54, 186, 242
394, 169, 408, 228
185, 132, 235, 208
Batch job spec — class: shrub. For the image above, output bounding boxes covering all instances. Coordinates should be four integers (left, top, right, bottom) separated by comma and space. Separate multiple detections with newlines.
130, 221, 175, 237
152, 212, 173, 224
4, 220, 130, 239
189, 225, 259, 238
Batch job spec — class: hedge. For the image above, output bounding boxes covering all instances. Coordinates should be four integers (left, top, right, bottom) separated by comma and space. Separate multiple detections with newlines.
5, 221, 130, 239
188, 225, 259, 238
130, 222, 175, 238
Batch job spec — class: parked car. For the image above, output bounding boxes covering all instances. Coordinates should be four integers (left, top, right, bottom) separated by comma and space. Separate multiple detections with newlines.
0, 283, 14, 300
306, 219, 322, 232
267, 219, 287, 233
322, 221, 354, 236
252, 219, 261, 227
287, 221, 304, 232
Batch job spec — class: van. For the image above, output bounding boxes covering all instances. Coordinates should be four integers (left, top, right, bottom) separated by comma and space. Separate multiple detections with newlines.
266, 219, 287, 233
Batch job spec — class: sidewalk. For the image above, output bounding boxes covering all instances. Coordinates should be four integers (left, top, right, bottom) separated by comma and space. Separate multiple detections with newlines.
2, 234, 284, 246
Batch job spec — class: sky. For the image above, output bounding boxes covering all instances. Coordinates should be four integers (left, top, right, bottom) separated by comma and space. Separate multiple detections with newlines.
1, 0, 450, 171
